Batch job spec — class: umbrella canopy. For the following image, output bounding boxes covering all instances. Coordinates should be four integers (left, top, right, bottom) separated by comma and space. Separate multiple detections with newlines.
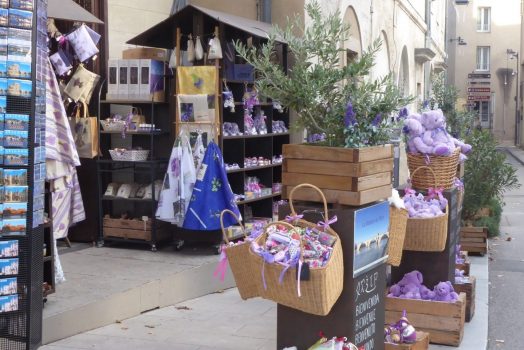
48, 0, 104, 24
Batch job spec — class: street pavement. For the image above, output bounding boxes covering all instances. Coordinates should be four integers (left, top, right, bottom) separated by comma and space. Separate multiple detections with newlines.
488, 148, 524, 350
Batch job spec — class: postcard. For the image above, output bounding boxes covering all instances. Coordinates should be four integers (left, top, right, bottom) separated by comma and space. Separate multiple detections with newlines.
0, 240, 17, 258
3, 168, 26, 186
2, 219, 25, 235
0, 96, 6, 113
10, 0, 34, 11
0, 27, 7, 43
0, 59, 6, 77
0, 1, 7, 9
3, 202, 26, 220
7, 28, 30, 46
0, 78, 7, 94
0, 278, 16, 296
0, 9, 7, 27
33, 195, 43, 211
0, 258, 18, 275
4, 130, 27, 148
7, 78, 31, 97
7, 43, 30, 62
4, 114, 28, 131
0, 295, 18, 312
7, 60, 30, 78
4, 186, 27, 202
8, 9, 33, 30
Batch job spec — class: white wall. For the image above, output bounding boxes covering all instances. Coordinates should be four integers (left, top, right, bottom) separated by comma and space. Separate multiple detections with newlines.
107, 0, 173, 59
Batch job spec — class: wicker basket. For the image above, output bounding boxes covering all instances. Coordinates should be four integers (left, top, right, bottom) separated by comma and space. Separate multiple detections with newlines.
387, 207, 408, 266
251, 183, 344, 316
403, 167, 449, 252
407, 148, 460, 190
100, 119, 126, 132
219, 210, 259, 300
109, 149, 149, 161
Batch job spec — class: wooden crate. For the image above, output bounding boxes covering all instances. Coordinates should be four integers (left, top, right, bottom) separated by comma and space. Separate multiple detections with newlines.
385, 332, 430, 350
454, 276, 476, 322
103, 217, 171, 242
282, 144, 393, 206
456, 251, 470, 276
460, 227, 488, 255
385, 293, 466, 347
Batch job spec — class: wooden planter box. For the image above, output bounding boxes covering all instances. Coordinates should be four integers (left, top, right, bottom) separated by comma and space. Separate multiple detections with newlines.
282, 144, 393, 206
454, 276, 476, 322
103, 217, 171, 242
460, 227, 488, 256
385, 293, 466, 347
385, 332, 430, 350
456, 251, 470, 276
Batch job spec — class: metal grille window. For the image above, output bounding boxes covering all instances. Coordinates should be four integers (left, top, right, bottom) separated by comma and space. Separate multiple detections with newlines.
479, 101, 490, 122
477, 7, 491, 32
476, 46, 490, 71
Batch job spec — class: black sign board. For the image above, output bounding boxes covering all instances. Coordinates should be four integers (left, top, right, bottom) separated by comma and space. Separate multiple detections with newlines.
468, 73, 491, 79
277, 203, 386, 350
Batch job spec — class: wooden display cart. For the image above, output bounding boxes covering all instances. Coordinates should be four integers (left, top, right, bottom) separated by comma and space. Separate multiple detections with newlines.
460, 227, 488, 255
385, 294, 466, 347
385, 332, 430, 350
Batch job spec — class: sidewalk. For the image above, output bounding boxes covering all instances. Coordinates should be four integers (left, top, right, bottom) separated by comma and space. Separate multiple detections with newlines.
41, 255, 489, 350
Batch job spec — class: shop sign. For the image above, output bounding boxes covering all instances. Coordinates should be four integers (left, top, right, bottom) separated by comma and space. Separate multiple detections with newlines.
468, 73, 491, 79
353, 265, 386, 350
353, 201, 389, 278
468, 95, 491, 101
468, 87, 490, 93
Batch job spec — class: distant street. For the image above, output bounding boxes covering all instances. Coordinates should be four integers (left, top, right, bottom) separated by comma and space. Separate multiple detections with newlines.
488, 149, 524, 349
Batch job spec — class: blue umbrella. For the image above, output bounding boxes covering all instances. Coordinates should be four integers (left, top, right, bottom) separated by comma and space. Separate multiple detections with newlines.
183, 142, 240, 230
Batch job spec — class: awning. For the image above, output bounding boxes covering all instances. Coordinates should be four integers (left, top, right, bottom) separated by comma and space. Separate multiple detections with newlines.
48, 0, 104, 24
127, 4, 283, 49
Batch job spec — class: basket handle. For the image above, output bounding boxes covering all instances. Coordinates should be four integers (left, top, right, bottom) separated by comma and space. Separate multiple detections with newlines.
288, 183, 329, 220
410, 166, 437, 189
220, 209, 245, 244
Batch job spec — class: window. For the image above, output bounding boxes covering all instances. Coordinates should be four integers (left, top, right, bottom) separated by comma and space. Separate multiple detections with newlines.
476, 46, 490, 71
477, 7, 491, 32
479, 101, 490, 122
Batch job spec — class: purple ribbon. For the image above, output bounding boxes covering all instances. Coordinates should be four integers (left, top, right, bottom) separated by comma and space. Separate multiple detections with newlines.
213, 248, 228, 282
285, 214, 303, 223
317, 215, 338, 231
404, 188, 416, 196
424, 154, 431, 165
259, 250, 275, 291
427, 187, 444, 200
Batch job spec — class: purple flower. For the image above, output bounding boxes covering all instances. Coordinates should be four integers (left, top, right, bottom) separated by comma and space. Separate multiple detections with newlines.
398, 107, 409, 119
344, 101, 356, 127
372, 113, 383, 126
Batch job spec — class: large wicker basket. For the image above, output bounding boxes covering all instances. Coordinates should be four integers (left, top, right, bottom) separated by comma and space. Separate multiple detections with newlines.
387, 207, 409, 266
251, 183, 344, 316
219, 210, 259, 300
403, 167, 449, 252
407, 148, 460, 190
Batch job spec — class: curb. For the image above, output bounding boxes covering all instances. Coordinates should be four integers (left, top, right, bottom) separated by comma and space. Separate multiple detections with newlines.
504, 147, 524, 166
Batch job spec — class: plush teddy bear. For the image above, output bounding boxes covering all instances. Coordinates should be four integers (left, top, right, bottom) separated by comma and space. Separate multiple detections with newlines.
388, 284, 403, 297
420, 285, 436, 300
389, 270, 424, 297
400, 283, 421, 299
420, 109, 455, 156
432, 281, 459, 302
403, 116, 434, 154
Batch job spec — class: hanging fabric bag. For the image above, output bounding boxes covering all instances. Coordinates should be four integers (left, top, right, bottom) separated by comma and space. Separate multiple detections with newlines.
66, 24, 100, 62
187, 34, 195, 62
195, 35, 204, 60
208, 35, 223, 60
68, 102, 99, 158
64, 64, 100, 103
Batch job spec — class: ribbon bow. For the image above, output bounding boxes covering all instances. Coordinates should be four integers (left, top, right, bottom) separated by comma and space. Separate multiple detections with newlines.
317, 215, 338, 231
427, 187, 444, 200
285, 214, 303, 223
404, 188, 416, 196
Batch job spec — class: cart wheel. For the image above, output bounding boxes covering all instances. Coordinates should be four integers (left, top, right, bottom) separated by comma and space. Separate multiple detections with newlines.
213, 245, 221, 255
173, 240, 185, 251
151, 244, 158, 252
96, 240, 104, 248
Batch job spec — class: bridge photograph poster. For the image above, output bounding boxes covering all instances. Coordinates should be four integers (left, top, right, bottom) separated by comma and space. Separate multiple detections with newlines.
353, 201, 390, 277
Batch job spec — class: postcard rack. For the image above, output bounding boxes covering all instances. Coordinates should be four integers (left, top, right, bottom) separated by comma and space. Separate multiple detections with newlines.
0, 0, 47, 349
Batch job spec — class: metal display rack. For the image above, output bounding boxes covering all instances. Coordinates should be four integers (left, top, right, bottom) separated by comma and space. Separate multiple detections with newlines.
96, 81, 172, 251
0, 0, 47, 348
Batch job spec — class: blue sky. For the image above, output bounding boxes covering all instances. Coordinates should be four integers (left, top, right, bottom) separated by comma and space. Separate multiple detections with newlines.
354, 201, 389, 244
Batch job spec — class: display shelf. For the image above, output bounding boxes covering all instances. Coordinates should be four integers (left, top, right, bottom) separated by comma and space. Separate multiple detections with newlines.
227, 163, 282, 173
223, 132, 289, 140
100, 130, 167, 136
102, 196, 158, 203
97, 159, 168, 165
100, 100, 168, 105
237, 192, 282, 205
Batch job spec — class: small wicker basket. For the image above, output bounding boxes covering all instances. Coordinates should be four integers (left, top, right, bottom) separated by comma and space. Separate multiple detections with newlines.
403, 167, 449, 252
109, 149, 149, 162
100, 119, 126, 132
219, 209, 259, 300
387, 206, 409, 266
251, 183, 344, 316
407, 148, 460, 190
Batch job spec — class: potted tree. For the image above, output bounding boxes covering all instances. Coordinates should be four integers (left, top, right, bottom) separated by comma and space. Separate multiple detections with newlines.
235, 1, 412, 205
